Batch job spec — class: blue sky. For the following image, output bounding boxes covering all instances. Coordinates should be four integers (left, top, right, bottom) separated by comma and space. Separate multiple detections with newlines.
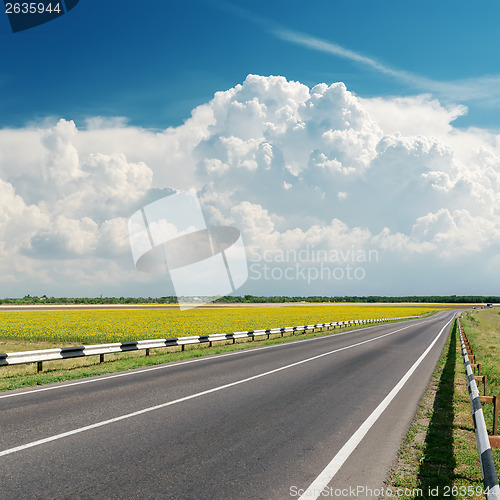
2, 0, 500, 298
2, 0, 500, 130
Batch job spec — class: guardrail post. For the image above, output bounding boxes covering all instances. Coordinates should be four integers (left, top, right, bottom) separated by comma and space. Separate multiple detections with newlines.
37, 361, 43, 374
475, 375, 487, 397
100, 354, 104, 364
487, 395, 500, 436
495, 395, 499, 436
145, 348, 150, 357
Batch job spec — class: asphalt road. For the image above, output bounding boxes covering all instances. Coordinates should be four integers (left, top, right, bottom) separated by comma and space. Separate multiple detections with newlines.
0, 311, 456, 499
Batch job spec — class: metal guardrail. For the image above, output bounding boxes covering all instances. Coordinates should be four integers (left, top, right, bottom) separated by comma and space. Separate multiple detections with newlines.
0, 315, 418, 372
458, 317, 500, 500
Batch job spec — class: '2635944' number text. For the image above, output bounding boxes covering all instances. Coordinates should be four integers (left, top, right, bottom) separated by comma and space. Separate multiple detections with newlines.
5, 3, 61, 14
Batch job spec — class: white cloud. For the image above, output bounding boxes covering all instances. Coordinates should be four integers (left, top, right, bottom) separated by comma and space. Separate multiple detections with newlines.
2, 75, 500, 295
0, 179, 49, 247
359, 95, 467, 137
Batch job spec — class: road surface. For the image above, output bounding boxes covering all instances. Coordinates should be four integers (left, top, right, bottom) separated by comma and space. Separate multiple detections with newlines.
0, 311, 455, 499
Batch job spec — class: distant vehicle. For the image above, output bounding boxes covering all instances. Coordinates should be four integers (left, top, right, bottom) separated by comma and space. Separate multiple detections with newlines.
481, 306, 485, 309
472, 307, 477, 309
487, 303, 493, 308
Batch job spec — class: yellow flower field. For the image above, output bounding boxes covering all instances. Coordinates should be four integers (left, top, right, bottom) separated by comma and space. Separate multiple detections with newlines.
0, 304, 449, 345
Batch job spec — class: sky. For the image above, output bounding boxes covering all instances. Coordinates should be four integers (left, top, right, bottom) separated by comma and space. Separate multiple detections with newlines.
1, 0, 500, 298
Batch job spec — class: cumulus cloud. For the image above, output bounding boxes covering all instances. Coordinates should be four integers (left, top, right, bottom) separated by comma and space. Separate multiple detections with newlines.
2, 74, 500, 295
358, 95, 467, 137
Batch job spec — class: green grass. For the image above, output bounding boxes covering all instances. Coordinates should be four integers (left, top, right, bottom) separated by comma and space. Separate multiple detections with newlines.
0, 307, 437, 391
0, 321, 389, 392
461, 309, 500, 436
385, 316, 500, 499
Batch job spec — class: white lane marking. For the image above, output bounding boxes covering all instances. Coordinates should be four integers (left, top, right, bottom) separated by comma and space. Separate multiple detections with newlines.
0, 318, 441, 458
0, 315, 442, 400
0, 325, 375, 400
298, 315, 455, 500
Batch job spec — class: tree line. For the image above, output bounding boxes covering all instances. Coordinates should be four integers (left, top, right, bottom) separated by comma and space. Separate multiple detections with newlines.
0, 294, 498, 305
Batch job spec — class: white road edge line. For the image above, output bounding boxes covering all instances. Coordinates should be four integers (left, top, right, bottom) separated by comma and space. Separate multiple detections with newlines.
0, 315, 441, 400
298, 315, 456, 500
0, 318, 439, 458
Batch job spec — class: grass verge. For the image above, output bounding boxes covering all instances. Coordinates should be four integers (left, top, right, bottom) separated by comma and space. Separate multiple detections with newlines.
384, 316, 500, 499
0, 319, 414, 392
461, 309, 500, 437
